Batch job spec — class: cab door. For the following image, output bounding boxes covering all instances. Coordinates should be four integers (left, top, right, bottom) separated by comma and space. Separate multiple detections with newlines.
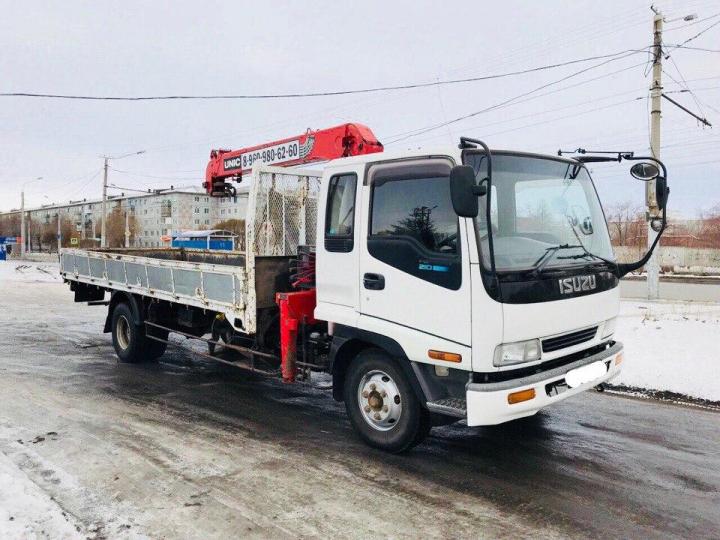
314, 167, 363, 327
357, 158, 472, 367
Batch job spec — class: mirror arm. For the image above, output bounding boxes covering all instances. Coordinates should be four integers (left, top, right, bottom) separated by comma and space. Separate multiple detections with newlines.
615, 198, 668, 278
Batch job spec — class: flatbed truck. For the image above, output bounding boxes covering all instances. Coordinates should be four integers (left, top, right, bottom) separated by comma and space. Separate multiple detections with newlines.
60, 129, 669, 452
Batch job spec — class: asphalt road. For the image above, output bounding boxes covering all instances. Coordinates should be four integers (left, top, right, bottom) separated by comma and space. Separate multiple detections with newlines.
1, 266, 719, 539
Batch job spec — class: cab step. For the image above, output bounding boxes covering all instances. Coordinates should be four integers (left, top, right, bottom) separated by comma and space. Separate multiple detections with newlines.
426, 398, 467, 419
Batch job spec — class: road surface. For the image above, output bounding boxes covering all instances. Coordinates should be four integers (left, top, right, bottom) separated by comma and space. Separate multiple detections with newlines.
1, 263, 719, 539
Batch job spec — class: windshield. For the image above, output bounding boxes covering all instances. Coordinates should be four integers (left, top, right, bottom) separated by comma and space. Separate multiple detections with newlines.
464, 152, 614, 273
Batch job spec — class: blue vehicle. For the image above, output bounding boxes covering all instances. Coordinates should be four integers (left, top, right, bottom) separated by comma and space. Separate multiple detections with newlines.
171, 229, 237, 251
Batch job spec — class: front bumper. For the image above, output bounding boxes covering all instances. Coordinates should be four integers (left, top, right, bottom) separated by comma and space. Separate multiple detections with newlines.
466, 342, 623, 426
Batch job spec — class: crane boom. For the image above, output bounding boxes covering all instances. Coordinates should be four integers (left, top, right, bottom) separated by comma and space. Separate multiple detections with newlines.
204, 123, 383, 196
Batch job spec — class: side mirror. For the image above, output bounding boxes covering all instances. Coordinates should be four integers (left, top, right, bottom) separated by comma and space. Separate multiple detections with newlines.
450, 165, 484, 218
656, 176, 668, 211
630, 162, 660, 181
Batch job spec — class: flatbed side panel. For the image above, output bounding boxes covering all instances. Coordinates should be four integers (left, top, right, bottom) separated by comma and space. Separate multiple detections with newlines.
59, 248, 252, 332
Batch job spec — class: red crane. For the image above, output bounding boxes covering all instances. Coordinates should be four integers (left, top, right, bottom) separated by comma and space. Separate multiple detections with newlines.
204, 123, 383, 196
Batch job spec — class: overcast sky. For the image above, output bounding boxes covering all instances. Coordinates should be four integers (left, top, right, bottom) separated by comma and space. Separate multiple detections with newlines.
1, 0, 718, 216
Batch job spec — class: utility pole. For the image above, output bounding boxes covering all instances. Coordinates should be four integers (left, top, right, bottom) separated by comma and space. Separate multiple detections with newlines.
101, 157, 109, 248
100, 150, 145, 248
646, 10, 663, 300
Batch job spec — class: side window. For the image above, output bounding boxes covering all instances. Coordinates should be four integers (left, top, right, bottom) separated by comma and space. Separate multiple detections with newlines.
371, 176, 458, 254
368, 161, 461, 290
324, 173, 357, 253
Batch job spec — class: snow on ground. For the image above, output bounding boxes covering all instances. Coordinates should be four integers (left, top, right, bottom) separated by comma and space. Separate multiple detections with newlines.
614, 299, 720, 402
5, 262, 63, 284
0, 450, 82, 539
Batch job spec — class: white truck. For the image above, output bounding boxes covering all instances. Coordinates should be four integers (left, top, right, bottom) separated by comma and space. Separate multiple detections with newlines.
60, 135, 669, 452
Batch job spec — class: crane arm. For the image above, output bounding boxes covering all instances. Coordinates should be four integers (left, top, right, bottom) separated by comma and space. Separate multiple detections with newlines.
204, 123, 383, 196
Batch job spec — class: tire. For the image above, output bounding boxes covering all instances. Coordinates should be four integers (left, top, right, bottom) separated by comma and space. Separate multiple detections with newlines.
343, 349, 430, 453
111, 302, 162, 363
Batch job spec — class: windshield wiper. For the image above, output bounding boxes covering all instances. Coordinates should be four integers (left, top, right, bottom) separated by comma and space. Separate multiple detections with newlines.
558, 252, 614, 265
531, 244, 583, 276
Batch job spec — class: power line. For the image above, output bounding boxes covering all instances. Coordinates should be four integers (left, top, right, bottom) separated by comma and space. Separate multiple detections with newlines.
665, 44, 720, 52
384, 52, 646, 145
108, 166, 201, 180
0, 49, 651, 102
662, 66, 707, 119
675, 18, 720, 47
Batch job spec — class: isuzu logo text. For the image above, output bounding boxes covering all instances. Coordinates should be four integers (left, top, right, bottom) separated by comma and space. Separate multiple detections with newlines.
559, 275, 597, 295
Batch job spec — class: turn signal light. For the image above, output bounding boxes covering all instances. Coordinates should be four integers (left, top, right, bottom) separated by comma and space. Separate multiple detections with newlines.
615, 353, 624, 366
507, 388, 536, 405
428, 350, 462, 363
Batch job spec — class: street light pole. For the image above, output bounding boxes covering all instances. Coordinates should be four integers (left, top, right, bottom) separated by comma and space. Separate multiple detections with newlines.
20, 176, 42, 258
20, 190, 24, 257
124, 209, 130, 248
57, 212, 61, 252
101, 157, 109, 248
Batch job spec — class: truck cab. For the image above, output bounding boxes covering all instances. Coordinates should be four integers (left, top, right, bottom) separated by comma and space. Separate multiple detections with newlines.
313, 143, 651, 451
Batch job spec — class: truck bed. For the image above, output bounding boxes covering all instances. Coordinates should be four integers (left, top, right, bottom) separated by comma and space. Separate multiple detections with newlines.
59, 247, 260, 331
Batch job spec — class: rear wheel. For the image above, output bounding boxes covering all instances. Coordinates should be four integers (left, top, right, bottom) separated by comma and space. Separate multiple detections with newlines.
343, 349, 430, 453
111, 302, 165, 362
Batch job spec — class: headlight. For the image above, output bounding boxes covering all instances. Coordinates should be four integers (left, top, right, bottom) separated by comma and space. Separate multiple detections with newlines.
601, 317, 617, 339
493, 339, 541, 367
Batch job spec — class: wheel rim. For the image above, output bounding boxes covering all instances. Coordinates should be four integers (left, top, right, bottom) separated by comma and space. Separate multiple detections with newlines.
357, 369, 402, 431
116, 315, 131, 350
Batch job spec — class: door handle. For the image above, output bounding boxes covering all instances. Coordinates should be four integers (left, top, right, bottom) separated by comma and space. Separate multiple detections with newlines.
363, 273, 385, 290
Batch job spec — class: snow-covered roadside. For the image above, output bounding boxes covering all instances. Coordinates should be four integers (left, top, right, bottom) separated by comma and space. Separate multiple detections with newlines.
0, 451, 82, 539
4, 261, 62, 284
613, 299, 720, 402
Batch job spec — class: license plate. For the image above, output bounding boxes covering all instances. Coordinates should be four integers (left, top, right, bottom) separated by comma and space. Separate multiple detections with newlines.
565, 361, 607, 388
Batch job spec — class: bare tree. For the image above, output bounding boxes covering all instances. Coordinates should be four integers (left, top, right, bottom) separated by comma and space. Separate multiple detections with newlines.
0, 214, 21, 237
59, 216, 76, 248
605, 201, 645, 247
41, 221, 57, 250
698, 204, 720, 249
105, 208, 139, 248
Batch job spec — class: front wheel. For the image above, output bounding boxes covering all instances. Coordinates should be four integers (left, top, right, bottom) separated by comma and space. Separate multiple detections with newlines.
343, 349, 430, 453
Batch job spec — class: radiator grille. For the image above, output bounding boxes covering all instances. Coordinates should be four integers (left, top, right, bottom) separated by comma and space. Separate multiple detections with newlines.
542, 326, 598, 353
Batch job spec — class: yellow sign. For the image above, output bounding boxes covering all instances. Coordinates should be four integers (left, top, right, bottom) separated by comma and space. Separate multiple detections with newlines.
70, 237, 78, 246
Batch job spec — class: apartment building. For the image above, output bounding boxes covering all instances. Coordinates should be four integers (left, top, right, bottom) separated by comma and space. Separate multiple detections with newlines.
0, 186, 249, 249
